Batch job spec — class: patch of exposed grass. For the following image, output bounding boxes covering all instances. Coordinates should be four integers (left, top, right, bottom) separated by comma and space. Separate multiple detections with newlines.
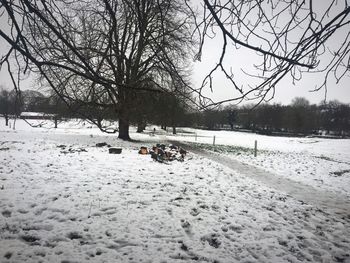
0, 147, 10, 151
315, 155, 350, 165
190, 142, 268, 156
330, 170, 350, 177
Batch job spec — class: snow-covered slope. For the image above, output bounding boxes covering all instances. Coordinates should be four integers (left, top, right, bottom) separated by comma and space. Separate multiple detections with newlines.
1, 119, 349, 262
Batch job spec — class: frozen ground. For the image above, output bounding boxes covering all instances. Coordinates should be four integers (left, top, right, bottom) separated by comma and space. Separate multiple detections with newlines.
167, 128, 350, 198
1, 118, 350, 262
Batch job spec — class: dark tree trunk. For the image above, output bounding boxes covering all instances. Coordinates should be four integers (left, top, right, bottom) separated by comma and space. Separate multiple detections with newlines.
137, 122, 146, 133
118, 116, 131, 140
136, 125, 143, 133
5, 115, 9, 126
172, 126, 176, 134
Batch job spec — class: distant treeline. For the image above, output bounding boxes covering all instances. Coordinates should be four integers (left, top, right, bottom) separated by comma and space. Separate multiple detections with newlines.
1, 89, 349, 137
189, 97, 350, 137
0, 89, 189, 134
0, 89, 74, 117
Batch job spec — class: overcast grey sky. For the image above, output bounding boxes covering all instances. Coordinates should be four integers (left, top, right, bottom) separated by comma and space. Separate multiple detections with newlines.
192, 36, 350, 106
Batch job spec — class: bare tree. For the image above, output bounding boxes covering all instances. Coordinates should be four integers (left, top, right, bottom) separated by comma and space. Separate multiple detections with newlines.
1, 0, 349, 131
0, 87, 11, 125
0, 0, 194, 140
189, 0, 350, 106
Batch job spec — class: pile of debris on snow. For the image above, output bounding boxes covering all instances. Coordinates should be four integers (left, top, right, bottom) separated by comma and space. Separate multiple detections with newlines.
95, 142, 111, 148
95, 142, 122, 154
138, 143, 187, 163
57, 144, 87, 154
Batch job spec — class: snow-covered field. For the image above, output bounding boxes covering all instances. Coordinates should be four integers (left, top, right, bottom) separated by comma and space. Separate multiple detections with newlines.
168, 128, 350, 198
1, 118, 350, 262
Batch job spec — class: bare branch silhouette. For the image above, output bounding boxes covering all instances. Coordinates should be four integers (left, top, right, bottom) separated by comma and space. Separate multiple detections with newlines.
190, 0, 350, 107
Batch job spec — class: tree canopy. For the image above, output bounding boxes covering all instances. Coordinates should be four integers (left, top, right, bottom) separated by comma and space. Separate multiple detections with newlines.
0, 0, 196, 139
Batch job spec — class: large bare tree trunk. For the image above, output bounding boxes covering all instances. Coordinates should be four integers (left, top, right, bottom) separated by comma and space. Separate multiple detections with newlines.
118, 108, 131, 140
118, 118, 130, 140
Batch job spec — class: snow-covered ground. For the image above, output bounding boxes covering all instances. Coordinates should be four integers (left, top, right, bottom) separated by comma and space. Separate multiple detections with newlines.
167, 128, 350, 162
167, 128, 350, 198
1, 118, 350, 262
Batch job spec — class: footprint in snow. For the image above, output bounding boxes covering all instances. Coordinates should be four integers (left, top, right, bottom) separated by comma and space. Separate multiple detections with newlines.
17, 208, 29, 214
21, 234, 41, 244
4, 252, 12, 259
200, 233, 221, 248
181, 219, 193, 237
1, 209, 12, 218
190, 208, 200, 216
67, 231, 83, 240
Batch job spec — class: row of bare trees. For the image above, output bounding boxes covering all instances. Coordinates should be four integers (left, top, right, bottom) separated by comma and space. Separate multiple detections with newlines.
2, 85, 349, 137
0, 87, 189, 134
1, 0, 349, 139
197, 98, 350, 136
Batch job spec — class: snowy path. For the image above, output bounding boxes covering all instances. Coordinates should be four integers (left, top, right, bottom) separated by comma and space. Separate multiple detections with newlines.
171, 141, 350, 219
